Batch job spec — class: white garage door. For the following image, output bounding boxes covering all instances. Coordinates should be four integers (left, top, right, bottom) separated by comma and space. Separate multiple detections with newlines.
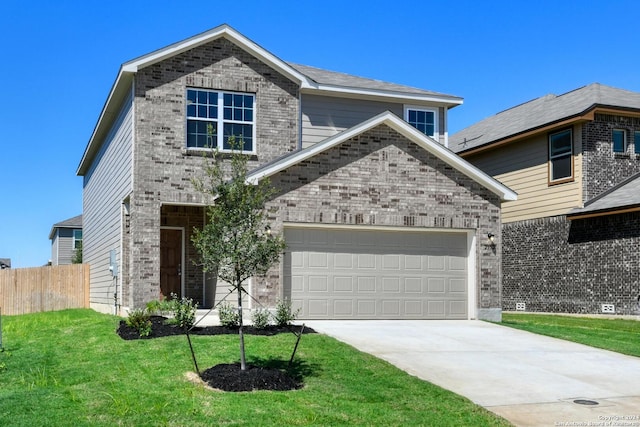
283, 227, 468, 320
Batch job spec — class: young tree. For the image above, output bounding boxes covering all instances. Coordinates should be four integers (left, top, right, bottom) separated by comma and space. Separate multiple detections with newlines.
192, 145, 285, 371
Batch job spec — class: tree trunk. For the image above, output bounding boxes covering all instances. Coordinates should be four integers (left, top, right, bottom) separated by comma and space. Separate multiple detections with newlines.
237, 274, 247, 371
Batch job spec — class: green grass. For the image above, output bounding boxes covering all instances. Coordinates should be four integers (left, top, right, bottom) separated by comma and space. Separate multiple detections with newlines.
502, 313, 640, 357
0, 309, 509, 426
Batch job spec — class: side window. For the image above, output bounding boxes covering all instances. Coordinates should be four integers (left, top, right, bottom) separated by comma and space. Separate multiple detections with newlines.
612, 129, 626, 153
73, 229, 83, 250
634, 131, 640, 155
404, 106, 438, 139
548, 128, 573, 184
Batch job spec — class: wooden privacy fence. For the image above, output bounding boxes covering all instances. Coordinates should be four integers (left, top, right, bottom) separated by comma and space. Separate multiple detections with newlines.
0, 264, 90, 315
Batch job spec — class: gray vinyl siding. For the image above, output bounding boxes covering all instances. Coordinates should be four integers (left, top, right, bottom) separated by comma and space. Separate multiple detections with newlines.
83, 89, 133, 312
301, 94, 403, 147
51, 232, 59, 265
51, 229, 75, 265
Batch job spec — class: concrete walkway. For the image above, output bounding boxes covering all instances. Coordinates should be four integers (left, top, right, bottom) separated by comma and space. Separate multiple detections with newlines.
305, 320, 640, 427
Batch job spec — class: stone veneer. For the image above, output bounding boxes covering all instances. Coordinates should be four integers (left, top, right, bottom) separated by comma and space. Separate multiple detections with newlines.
503, 213, 640, 315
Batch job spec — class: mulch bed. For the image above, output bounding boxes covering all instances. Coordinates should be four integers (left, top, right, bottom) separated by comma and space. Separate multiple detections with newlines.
116, 316, 313, 392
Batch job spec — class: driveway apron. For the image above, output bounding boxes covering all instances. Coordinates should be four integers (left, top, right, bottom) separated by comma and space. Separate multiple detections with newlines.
305, 320, 640, 427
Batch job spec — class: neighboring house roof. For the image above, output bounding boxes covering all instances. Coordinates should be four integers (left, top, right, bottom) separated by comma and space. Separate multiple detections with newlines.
0, 258, 10, 269
77, 24, 462, 176
568, 173, 640, 219
49, 214, 83, 240
450, 83, 640, 154
247, 111, 517, 202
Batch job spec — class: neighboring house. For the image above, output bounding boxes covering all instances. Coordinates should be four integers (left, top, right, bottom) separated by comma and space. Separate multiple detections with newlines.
0, 258, 10, 269
77, 24, 515, 320
451, 83, 640, 315
49, 215, 83, 265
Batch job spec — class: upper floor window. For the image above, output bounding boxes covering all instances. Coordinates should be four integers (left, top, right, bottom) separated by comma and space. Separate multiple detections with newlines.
548, 128, 573, 183
405, 106, 438, 139
186, 89, 255, 153
73, 230, 83, 250
612, 129, 627, 153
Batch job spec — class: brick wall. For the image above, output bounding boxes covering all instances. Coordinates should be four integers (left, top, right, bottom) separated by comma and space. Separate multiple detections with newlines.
582, 113, 640, 201
260, 124, 503, 318
126, 37, 300, 307
503, 213, 640, 315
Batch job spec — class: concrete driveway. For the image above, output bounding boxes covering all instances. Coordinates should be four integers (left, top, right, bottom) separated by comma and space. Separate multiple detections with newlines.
305, 320, 640, 427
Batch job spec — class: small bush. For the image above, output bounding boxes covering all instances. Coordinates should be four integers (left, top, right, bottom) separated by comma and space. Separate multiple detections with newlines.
274, 299, 300, 327
218, 302, 240, 328
251, 308, 271, 329
146, 297, 176, 316
165, 294, 197, 330
125, 308, 152, 337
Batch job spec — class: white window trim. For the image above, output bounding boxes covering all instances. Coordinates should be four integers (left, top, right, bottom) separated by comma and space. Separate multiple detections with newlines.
404, 105, 439, 141
186, 89, 257, 155
73, 229, 83, 250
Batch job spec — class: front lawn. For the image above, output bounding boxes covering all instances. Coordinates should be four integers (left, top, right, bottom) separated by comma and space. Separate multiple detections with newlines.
502, 312, 640, 357
0, 309, 509, 426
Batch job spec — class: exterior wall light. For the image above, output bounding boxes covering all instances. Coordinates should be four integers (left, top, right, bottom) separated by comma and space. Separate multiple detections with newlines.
487, 233, 496, 247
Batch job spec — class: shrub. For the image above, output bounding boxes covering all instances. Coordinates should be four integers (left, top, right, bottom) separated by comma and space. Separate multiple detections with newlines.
165, 294, 197, 330
218, 302, 240, 328
125, 308, 152, 337
251, 308, 271, 329
146, 297, 176, 316
274, 299, 300, 327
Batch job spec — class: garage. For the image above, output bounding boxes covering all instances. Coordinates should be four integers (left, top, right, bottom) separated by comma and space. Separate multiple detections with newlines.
283, 227, 469, 320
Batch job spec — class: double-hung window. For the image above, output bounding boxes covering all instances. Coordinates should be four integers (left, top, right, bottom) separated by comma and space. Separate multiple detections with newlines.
73, 230, 83, 250
612, 129, 626, 153
186, 89, 255, 153
405, 106, 438, 139
548, 128, 573, 183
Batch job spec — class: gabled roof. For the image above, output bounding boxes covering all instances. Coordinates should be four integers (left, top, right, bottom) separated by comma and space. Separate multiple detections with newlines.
450, 83, 640, 154
568, 173, 640, 219
247, 111, 517, 202
49, 214, 83, 240
77, 24, 462, 176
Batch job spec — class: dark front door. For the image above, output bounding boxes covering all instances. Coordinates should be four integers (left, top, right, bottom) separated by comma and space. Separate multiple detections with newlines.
160, 229, 182, 299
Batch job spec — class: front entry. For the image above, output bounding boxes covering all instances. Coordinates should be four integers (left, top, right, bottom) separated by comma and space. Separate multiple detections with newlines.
160, 228, 183, 299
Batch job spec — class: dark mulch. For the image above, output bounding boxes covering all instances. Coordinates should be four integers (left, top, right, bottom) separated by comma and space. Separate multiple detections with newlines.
200, 363, 303, 392
116, 316, 314, 341
116, 315, 314, 392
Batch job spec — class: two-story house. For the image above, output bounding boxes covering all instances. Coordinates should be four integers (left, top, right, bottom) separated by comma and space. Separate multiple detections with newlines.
77, 25, 515, 320
49, 214, 83, 265
451, 83, 640, 315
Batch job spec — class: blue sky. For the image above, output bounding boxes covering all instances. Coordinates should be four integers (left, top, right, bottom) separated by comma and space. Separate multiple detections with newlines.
1, 0, 639, 267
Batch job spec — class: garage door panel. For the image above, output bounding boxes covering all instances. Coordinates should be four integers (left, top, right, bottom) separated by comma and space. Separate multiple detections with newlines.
308, 276, 329, 292
334, 300, 354, 316
427, 277, 445, 293
334, 276, 354, 292
357, 300, 376, 316
285, 228, 468, 320
404, 277, 423, 293
382, 277, 400, 293
357, 276, 376, 292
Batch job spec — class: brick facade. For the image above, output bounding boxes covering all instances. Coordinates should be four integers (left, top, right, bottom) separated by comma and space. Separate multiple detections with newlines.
503, 213, 640, 315
582, 113, 640, 201
261, 125, 503, 318
126, 37, 300, 307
